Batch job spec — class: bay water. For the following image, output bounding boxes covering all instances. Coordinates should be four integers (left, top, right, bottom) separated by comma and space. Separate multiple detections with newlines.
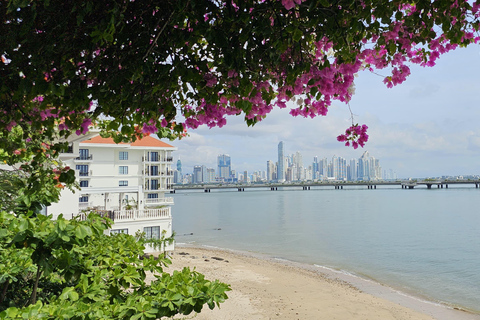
171, 185, 480, 314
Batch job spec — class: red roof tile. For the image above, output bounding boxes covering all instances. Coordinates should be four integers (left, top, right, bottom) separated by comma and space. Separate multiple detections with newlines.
81, 135, 175, 148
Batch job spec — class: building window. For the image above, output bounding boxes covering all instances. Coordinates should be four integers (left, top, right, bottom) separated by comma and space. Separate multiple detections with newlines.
119, 180, 128, 186
119, 166, 128, 175
78, 149, 91, 160
76, 165, 89, 176
150, 180, 159, 190
144, 226, 160, 239
150, 166, 158, 176
79, 196, 89, 203
147, 193, 158, 199
110, 229, 128, 235
119, 151, 128, 160
79, 180, 89, 187
149, 152, 159, 162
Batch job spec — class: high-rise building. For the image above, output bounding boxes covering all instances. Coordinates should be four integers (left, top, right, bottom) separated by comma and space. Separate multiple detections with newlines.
193, 166, 203, 183
174, 158, 183, 184
267, 160, 275, 181
357, 151, 369, 180
217, 154, 231, 180
312, 156, 319, 180
294, 151, 303, 180
205, 168, 216, 183
277, 142, 285, 182
348, 158, 357, 181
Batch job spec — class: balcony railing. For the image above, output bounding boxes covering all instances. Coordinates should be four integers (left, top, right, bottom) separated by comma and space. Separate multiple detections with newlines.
79, 170, 92, 177
74, 208, 171, 222
144, 197, 174, 205
75, 155, 93, 161
142, 156, 173, 163
143, 170, 174, 177
78, 202, 93, 208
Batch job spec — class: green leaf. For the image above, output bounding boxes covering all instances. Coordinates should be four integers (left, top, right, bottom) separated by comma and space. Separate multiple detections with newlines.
293, 28, 303, 42
75, 225, 92, 239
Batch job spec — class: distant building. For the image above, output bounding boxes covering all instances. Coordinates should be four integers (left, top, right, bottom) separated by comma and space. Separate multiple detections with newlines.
217, 154, 231, 181
277, 142, 285, 182
193, 165, 207, 183
267, 160, 275, 181
205, 168, 216, 183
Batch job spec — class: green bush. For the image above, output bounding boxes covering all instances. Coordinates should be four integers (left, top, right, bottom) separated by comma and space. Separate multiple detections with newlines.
0, 212, 230, 319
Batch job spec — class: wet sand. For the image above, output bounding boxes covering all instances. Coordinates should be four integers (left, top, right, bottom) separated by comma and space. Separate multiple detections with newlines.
152, 245, 480, 320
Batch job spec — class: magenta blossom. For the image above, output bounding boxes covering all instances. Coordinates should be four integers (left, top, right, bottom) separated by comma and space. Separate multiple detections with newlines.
337, 124, 369, 149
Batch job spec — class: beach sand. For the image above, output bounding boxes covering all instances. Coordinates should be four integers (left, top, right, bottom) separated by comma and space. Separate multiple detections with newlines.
151, 246, 480, 320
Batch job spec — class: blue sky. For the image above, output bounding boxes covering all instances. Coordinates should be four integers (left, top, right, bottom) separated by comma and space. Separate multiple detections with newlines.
171, 45, 480, 178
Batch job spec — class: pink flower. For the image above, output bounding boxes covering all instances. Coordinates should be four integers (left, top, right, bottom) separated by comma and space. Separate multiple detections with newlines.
204, 74, 217, 87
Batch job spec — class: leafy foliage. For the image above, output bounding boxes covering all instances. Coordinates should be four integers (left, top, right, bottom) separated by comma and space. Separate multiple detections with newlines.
0, 212, 230, 319
1, 1, 479, 317
1, 0, 479, 208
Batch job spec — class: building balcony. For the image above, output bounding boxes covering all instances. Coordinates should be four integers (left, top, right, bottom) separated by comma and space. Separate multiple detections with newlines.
144, 197, 174, 206
142, 157, 173, 163
143, 170, 174, 177
78, 170, 92, 177
73, 207, 171, 223
74, 155, 93, 162
79, 202, 93, 208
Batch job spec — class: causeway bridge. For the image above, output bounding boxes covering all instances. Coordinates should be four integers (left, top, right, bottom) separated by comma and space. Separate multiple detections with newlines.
171, 179, 480, 193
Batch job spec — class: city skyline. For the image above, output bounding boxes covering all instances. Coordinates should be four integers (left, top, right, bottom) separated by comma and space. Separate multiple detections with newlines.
174, 143, 398, 184
170, 46, 480, 178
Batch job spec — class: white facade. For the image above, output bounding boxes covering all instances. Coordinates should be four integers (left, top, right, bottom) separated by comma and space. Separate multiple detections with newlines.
48, 135, 177, 253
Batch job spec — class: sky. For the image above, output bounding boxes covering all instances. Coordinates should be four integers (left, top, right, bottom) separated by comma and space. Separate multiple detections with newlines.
170, 45, 480, 179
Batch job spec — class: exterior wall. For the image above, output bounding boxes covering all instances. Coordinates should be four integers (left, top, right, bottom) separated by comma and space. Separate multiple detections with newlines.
49, 134, 176, 254
107, 208, 174, 253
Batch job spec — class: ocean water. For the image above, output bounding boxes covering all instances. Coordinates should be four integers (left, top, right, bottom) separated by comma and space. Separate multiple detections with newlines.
171, 185, 480, 313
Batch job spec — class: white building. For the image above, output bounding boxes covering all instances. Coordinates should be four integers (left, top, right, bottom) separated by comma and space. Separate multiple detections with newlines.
48, 135, 177, 253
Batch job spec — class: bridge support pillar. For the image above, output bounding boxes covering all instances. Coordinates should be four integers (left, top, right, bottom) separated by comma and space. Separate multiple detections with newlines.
374, 185, 376, 189
340, 186, 343, 190
427, 184, 432, 189
445, 184, 448, 188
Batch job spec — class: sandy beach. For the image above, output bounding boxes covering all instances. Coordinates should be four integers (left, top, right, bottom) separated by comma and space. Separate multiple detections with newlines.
154, 246, 480, 320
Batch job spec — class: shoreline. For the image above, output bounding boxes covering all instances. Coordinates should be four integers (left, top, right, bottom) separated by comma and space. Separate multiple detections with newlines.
159, 244, 480, 320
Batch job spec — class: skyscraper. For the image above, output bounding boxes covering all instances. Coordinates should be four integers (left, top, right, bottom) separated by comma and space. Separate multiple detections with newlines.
174, 158, 182, 183
217, 154, 231, 180
267, 160, 275, 181
277, 141, 285, 182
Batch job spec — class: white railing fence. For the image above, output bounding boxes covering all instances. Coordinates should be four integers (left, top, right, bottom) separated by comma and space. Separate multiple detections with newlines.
144, 197, 174, 205
74, 208, 171, 222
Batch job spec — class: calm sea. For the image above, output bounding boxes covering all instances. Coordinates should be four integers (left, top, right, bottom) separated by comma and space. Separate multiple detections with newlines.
171, 185, 480, 313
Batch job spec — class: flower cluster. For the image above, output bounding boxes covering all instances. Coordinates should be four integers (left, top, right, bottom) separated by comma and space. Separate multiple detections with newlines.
337, 124, 369, 149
